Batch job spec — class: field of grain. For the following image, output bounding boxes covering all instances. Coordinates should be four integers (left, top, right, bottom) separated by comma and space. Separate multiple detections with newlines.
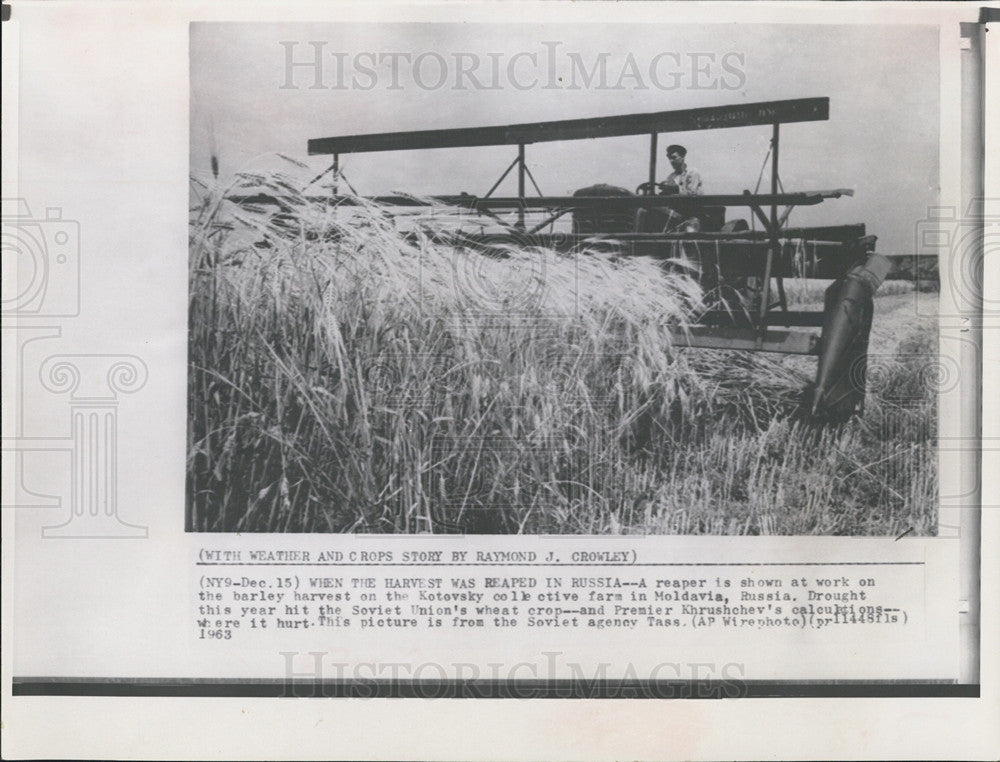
187, 173, 937, 535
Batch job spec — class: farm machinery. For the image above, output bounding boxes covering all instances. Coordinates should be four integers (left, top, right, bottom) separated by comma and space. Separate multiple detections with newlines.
235, 97, 893, 419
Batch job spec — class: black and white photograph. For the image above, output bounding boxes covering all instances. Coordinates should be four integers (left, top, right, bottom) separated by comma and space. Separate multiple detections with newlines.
188, 23, 943, 535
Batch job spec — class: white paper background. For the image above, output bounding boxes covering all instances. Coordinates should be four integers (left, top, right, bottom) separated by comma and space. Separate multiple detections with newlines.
2, 2, 998, 759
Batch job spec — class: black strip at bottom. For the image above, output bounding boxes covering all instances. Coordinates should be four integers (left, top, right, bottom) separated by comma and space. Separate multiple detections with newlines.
11, 679, 980, 699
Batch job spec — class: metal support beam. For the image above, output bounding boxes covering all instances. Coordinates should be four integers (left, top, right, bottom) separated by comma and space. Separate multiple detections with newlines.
517, 143, 526, 228
231, 190, 849, 210
527, 208, 573, 235
648, 132, 658, 188
756, 123, 780, 347
776, 277, 789, 313
484, 155, 521, 198
746, 199, 771, 230
670, 326, 819, 355
522, 162, 544, 197
699, 310, 825, 328
309, 97, 830, 155
332, 153, 339, 196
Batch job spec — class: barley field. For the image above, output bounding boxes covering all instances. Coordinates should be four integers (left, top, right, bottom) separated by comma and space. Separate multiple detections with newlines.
187, 171, 937, 535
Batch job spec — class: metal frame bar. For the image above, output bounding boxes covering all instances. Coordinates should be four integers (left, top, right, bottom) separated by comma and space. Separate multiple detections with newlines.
308, 97, 830, 155
648, 132, 658, 189
227, 190, 851, 210
698, 310, 826, 328
482, 145, 547, 229
527, 208, 574, 235
306, 157, 338, 189
669, 326, 820, 355
517, 143, 526, 228
522, 161, 544, 197
756, 122, 780, 348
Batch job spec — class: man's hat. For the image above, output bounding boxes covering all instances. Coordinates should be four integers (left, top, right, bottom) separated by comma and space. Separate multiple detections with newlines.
666, 144, 687, 157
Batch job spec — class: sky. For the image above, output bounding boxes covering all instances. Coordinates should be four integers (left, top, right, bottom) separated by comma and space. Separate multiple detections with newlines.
190, 23, 940, 254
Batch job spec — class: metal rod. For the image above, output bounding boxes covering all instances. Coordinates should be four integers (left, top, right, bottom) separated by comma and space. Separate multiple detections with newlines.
669, 326, 819, 356
527, 208, 573, 235
648, 132, 658, 187
771, 124, 780, 222
337, 169, 360, 197
306, 159, 338, 189
746, 200, 771, 230
478, 206, 514, 230
517, 143, 526, 228
522, 162, 544, 197
484, 155, 521, 198
699, 309, 824, 328
756, 123, 780, 346
776, 277, 788, 312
